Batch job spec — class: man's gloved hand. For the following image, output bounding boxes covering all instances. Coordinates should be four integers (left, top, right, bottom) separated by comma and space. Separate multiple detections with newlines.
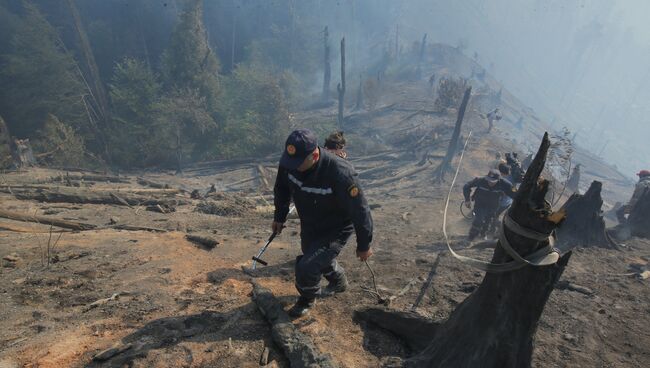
356, 248, 373, 261
271, 221, 285, 235
464, 201, 472, 209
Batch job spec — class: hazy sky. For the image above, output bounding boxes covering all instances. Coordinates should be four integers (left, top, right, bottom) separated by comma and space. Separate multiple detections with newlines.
395, 0, 649, 175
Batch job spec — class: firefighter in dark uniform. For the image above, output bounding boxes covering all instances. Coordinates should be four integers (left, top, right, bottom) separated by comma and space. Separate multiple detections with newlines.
273, 129, 373, 317
463, 169, 516, 240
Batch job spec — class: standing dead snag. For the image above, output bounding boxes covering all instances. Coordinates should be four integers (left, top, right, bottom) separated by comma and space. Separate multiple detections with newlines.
357, 133, 572, 367
434, 86, 471, 181
555, 180, 618, 250
416, 33, 427, 79
337, 37, 346, 127
322, 26, 331, 101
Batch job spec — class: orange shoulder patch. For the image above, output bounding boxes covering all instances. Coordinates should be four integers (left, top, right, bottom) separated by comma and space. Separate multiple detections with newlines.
349, 186, 360, 197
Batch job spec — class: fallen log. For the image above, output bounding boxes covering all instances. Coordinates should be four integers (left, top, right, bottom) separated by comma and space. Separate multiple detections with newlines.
0, 185, 181, 195
251, 282, 338, 368
0, 209, 96, 231
13, 189, 188, 207
357, 133, 571, 367
45, 174, 130, 184
367, 162, 433, 188
111, 224, 167, 232
257, 165, 271, 192
136, 177, 170, 189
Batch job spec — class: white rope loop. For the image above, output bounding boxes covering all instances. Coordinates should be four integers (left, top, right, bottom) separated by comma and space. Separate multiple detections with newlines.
443, 132, 560, 274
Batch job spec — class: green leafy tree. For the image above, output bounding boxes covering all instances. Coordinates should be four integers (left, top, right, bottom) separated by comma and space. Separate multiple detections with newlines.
35, 114, 86, 167
162, 0, 221, 113
108, 57, 161, 166
0, 2, 89, 141
152, 89, 217, 170
221, 65, 290, 157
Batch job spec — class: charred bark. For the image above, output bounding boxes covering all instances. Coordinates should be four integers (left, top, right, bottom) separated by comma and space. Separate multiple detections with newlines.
416, 33, 427, 79
358, 133, 572, 368
0, 116, 12, 168
337, 37, 346, 127
555, 181, 618, 250
252, 282, 338, 368
434, 87, 471, 181
13, 189, 188, 207
322, 26, 331, 100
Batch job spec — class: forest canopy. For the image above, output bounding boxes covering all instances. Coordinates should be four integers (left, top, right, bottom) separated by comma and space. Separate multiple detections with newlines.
1, 0, 391, 169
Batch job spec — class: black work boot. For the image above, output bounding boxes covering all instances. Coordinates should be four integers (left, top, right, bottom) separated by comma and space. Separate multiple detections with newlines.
323, 273, 348, 296
287, 296, 315, 318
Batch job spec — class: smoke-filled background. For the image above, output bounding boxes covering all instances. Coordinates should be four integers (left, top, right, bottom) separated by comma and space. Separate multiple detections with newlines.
0, 0, 646, 174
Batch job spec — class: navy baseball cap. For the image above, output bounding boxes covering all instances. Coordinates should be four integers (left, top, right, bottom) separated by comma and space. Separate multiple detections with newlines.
280, 129, 318, 170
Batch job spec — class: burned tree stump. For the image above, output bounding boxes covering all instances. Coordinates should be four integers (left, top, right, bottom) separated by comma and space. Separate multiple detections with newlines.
358, 133, 572, 367
628, 188, 650, 239
555, 181, 618, 250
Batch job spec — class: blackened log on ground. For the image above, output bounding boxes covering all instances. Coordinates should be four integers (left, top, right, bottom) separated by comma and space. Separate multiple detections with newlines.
555, 181, 618, 250
14, 189, 188, 207
628, 188, 650, 238
185, 234, 219, 250
46, 174, 130, 184
357, 133, 571, 367
136, 177, 170, 189
251, 282, 338, 368
0, 209, 96, 231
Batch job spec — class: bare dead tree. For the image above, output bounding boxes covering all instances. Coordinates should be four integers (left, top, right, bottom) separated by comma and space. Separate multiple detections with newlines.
337, 37, 346, 127
322, 26, 331, 100
357, 133, 572, 367
416, 33, 427, 79
434, 86, 472, 181
354, 74, 364, 111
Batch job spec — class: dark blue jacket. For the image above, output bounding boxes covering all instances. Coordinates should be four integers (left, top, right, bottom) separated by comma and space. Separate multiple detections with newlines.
274, 149, 373, 251
463, 177, 516, 210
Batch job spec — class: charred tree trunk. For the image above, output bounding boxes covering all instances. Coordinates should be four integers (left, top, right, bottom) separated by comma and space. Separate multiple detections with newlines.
416, 33, 427, 79
322, 26, 331, 100
555, 181, 618, 250
337, 37, 346, 127
357, 133, 572, 368
354, 75, 364, 111
434, 86, 471, 181
628, 188, 650, 238
0, 115, 12, 168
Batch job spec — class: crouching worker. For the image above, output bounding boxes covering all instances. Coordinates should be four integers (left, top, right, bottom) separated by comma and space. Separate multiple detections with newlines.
616, 169, 650, 224
463, 169, 516, 241
273, 129, 374, 317
324, 130, 347, 159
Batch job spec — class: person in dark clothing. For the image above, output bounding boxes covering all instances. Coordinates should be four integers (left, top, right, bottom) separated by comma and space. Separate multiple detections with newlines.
273, 129, 373, 317
616, 170, 650, 224
463, 169, 516, 240
488, 163, 515, 234
505, 152, 524, 186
